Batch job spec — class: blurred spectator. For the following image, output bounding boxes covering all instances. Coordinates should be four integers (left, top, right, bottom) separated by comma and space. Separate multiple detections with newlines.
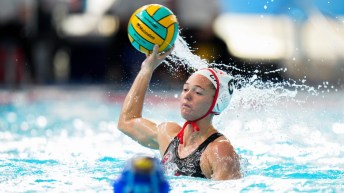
30, 0, 59, 84
0, 0, 36, 86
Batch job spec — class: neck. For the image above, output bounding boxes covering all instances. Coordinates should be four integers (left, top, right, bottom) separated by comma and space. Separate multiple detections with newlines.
182, 116, 215, 146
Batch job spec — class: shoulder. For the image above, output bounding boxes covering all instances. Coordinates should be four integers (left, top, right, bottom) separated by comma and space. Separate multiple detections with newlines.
207, 136, 236, 159
157, 122, 181, 154
205, 136, 241, 180
157, 122, 181, 136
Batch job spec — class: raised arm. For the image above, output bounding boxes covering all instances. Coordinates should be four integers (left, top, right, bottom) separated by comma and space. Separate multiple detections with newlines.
117, 45, 174, 149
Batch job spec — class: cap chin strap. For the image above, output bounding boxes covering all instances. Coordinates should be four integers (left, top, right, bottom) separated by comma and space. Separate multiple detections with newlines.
177, 69, 220, 144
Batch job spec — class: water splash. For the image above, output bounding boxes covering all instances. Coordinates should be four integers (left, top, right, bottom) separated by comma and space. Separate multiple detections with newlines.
164, 35, 321, 110
166, 35, 209, 71
162, 35, 343, 182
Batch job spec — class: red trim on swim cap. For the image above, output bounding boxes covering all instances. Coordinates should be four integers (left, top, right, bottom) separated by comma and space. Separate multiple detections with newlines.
177, 68, 220, 144
208, 68, 220, 115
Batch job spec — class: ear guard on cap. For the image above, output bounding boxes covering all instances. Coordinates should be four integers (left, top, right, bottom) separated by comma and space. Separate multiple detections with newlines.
194, 68, 234, 115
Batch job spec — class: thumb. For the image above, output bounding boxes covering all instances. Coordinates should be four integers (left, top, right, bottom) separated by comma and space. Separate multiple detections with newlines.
152, 45, 159, 55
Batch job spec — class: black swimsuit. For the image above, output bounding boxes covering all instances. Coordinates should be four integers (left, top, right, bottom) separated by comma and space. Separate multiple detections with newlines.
161, 132, 223, 178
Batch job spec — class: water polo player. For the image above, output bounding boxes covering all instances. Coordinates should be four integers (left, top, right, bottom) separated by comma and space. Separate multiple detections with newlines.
117, 45, 241, 180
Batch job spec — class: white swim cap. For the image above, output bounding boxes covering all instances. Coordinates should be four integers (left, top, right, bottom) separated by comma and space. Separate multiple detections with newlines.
177, 68, 234, 144
194, 68, 234, 115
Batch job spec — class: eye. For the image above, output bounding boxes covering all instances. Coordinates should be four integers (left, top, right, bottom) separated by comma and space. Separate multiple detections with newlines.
195, 89, 204, 95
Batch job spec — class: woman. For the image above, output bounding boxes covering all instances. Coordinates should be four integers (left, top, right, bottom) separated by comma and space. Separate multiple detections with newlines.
117, 45, 241, 180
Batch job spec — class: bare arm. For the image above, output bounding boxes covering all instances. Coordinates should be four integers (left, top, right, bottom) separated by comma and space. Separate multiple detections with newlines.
117, 45, 174, 149
208, 140, 241, 180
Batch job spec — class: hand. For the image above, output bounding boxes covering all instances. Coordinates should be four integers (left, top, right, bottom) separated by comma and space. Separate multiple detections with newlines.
141, 45, 174, 72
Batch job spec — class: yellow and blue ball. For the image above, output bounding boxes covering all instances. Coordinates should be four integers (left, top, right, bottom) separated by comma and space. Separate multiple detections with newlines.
128, 4, 179, 54
113, 156, 170, 193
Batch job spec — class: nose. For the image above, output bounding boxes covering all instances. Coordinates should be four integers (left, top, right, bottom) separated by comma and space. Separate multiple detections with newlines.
183, 90, 192, 101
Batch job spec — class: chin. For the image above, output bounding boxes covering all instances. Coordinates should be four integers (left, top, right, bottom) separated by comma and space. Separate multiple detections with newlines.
180, 111, 189, 120
180, 111, 197, 121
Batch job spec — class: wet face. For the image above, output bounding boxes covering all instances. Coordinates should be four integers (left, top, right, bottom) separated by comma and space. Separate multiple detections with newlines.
179, 74, 215, 121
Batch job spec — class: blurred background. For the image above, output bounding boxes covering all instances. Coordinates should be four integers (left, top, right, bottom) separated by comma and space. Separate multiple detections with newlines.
0, 0, 343, 88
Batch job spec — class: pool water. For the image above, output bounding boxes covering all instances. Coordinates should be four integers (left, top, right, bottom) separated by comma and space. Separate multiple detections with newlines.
0, 83, 343, 192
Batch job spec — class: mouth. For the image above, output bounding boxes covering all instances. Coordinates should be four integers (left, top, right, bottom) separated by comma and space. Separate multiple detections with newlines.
181, 103, 191, 109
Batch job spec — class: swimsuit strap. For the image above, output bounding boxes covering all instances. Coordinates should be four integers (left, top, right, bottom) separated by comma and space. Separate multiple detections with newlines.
196, 132, 223, 152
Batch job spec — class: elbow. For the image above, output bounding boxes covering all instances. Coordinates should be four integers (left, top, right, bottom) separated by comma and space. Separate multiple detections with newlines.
117, 122, 128, 134
117, 115, 128, 132
117, 114, 135, 133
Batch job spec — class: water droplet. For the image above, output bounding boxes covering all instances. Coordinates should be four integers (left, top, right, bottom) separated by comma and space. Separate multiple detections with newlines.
332, 123, 344, 134
73, 118, 84, 130
250, 74, 258, 82
21, 122, 29, 131
37, 116, 47, 128
7, 112, 17, 123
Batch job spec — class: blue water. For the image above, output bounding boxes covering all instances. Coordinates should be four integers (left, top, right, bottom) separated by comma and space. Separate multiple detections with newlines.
1, 36, 344, 192
0, 82, 343, 192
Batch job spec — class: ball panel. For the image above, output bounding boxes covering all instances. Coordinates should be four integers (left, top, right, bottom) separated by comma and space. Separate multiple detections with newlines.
158, 14, 178, 28
170, 23, 179, 46
131, 41, 141, 52
158, 23, 178, 52
139, 46, 150, 54
130, 6, 146, 20
128, 23, 154, 51
137, 10, 167, 39
152, 7, 172, 21
128, 34, 134, 43
145, 4, 162, 16
130, 16, 164, 45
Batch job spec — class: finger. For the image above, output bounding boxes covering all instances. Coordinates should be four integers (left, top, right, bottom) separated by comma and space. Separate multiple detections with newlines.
152, 45, 159, 55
